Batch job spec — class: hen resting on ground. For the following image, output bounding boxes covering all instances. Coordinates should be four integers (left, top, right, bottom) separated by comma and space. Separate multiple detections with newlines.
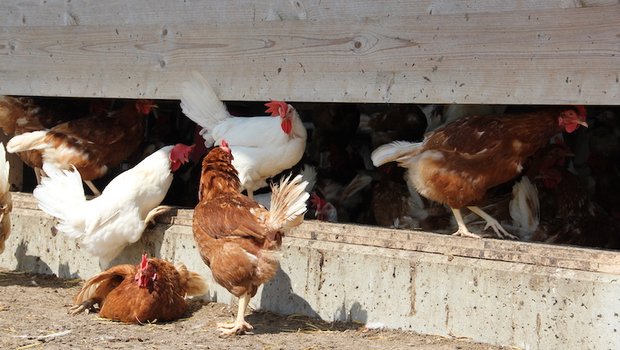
192, 142, 308, 335
71, 254, 207, 323
371, 106, 588, 239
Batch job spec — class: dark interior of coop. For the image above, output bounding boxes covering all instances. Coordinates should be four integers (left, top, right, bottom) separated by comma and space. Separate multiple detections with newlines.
7, 98, 620, 251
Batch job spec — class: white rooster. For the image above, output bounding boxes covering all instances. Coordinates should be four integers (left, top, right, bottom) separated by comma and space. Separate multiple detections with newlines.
180, 72, 307, 199
33, 144, 193, 265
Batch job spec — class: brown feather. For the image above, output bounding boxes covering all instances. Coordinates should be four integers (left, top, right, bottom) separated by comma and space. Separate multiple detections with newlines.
403, 108, 575, 209
193, 147, 283, 298
73, 258, 205, 323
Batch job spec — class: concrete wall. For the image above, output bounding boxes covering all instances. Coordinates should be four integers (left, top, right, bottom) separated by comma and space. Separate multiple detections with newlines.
1, 193, 619, 350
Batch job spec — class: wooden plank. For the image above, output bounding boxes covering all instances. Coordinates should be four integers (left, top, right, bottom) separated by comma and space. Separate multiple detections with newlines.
1, 0, 617, 27
13, 192, 618, 274
0, 5, 618, 104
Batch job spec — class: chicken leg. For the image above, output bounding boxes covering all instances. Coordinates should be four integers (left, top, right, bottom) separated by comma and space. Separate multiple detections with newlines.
450, 208, 482, 238
467, 206, 517, 239
69, 299, 96, 315
217, 292, 253, 336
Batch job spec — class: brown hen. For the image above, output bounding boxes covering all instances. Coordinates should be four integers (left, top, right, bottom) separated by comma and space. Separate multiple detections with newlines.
372, 106, 588, 239
7, 99, 153, 195
71, 254, 207, 323
192, 141, 308, 335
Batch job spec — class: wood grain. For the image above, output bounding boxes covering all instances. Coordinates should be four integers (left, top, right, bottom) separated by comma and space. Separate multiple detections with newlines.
1, 0, 617, 26
0, 2, 618, 104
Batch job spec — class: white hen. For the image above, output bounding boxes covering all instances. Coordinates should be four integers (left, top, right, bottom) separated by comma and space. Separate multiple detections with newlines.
180, 72, 307, 199
33, 144, 193, 265
0, 143, 12, 254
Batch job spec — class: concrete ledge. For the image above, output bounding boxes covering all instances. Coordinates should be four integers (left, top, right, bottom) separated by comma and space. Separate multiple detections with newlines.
1, 193, 619, 349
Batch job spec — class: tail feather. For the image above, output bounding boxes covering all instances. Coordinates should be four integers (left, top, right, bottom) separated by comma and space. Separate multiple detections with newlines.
509, 176, 540, 241
300, 164, 317, 193
74, 265, 134, 305
33, 163, 86, 238
6, 130, 48, 153
267, 174, 309, 231
180, 72, 230, 145
175, 264, 208, 297
371, 141, 424, 167
339, 173, 373, 201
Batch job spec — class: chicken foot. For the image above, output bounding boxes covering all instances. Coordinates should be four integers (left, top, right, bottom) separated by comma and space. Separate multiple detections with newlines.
144, 205, 172, 226
467, 206, 518, 239
217, 292, 253, 336
69, 299, 97, 315
450, 208, 482, 238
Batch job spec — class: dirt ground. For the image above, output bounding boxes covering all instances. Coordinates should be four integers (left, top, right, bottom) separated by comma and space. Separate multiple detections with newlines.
0, 270, 514, 350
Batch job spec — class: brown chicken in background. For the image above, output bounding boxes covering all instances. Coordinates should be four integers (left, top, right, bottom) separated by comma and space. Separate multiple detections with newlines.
372, 106, 588, 239
192, 141, 309, 335
71, 254, 207, 323
367, 104, 427, 148
525, 143, 620, 248
0, 96, 108, 181
370, 163, 451, 231
7, 99, 154, 195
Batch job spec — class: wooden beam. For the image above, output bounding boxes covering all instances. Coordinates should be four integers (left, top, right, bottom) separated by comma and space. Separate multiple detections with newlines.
0, 2, 618, 104
2, 0, 617, 26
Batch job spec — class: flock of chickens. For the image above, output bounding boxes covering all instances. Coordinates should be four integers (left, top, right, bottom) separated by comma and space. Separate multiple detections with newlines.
0, 72, 617, 334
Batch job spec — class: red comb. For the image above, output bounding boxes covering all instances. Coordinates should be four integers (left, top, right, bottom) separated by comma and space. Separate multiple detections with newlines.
575, 105, 587, 118
310, 192, 324, 207
264, 100, 288, 118
221, 139, 229, 148
140, 254, 148, 270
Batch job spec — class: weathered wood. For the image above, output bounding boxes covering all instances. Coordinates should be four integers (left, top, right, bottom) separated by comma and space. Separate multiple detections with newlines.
0, 2, 618, 104
1, 0, 617, 26
12, 192, 618, 274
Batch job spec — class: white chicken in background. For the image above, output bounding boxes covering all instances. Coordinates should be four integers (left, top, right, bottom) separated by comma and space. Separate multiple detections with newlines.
0, 143, 12, 254
253, 164, 317, 210
508, 176, 540, 241
33, 144, 193, 265
180, 72, 307, 199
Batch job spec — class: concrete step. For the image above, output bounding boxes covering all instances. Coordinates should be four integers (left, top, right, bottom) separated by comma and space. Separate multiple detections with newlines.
1, 192, 619, 349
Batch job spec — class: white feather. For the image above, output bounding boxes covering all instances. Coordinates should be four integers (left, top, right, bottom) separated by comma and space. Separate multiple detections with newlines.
267, 174, 309, 231
6, 130, 48, 153
509, 176, 540, 241
33, 145, 177, 264
0, 143, 10, 196
180, 72, 307, 195
371, 141, 424, 167
180, 72, 230, 145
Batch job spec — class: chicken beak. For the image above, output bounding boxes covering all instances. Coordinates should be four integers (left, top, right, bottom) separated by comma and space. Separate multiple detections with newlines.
578, 120, 588, 128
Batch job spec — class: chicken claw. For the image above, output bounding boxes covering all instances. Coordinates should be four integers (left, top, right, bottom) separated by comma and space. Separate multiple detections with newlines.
216, 320, 254, 336
450, 208, 482, 238
144, 205, 172, 226
451, 228, 482, 238
467, 206, 518, 240
69, 300, 96, 315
